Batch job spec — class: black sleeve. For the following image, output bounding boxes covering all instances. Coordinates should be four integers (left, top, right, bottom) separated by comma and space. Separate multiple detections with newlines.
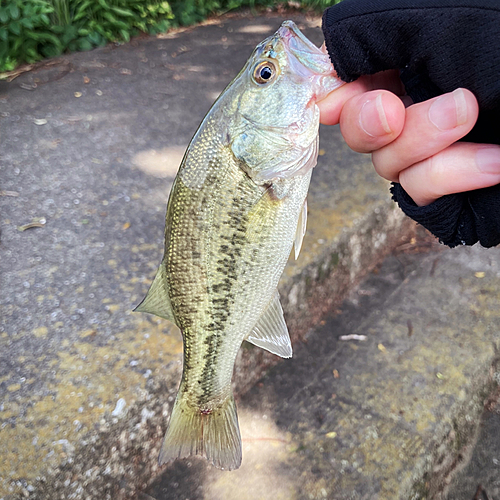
322, 0, 500, 248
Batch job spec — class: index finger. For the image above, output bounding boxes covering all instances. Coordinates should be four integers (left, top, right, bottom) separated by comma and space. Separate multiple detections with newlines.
317, 70, 405, 126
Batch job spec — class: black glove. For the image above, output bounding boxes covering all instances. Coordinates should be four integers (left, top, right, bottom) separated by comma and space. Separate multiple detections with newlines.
322, 0, 500, 248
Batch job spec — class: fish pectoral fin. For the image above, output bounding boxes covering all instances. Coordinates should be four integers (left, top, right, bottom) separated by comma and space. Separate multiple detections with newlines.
159, 392, 242, 471
246, 291, 292, 358
133, 263, 176, 324
294, 198, 307, 260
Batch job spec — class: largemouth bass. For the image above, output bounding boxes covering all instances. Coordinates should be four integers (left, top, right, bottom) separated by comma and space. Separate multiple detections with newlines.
135, 20, 343, 470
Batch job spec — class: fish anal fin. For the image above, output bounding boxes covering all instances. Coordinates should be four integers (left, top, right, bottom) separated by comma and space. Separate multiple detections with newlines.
294, 198, 307, 260
133, 264, 176, 324
159, 392, 242, 471
246, 291, 292, 358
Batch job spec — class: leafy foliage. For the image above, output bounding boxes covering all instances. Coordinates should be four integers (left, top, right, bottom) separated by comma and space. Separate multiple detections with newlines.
0, 0, 178, 70
0, 0, 333, 72
297, 0, 341, 10
0, 0, 60, 71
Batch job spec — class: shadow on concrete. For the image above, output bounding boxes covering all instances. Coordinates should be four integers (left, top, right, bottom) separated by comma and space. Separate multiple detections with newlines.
146, 460, 207, 500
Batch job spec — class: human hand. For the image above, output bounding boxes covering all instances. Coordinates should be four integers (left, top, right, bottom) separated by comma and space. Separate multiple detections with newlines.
317, 74, 500, 207
319, 0, 500, 248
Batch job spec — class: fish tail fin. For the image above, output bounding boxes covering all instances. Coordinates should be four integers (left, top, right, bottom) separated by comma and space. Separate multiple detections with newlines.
159, 392, 242, 470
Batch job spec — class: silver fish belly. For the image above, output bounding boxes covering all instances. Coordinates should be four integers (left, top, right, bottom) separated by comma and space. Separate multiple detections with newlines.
135, 20, 343, 470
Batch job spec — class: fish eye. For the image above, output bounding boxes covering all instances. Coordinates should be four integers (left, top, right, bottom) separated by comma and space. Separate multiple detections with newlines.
252, 61, 277, 85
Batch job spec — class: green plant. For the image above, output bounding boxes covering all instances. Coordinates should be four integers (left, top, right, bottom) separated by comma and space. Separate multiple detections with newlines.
51, 0, 71, 25
298, 0, 342, 9
0, 0, 177, 71
131, 1, 175, 35
0, 0, 64, 71
71, 0, 175, 42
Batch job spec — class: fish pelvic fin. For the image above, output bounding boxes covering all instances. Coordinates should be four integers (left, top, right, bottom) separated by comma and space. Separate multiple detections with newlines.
246, 290, 292, 358
159, 392, 242, 471
133, 263, 176, 324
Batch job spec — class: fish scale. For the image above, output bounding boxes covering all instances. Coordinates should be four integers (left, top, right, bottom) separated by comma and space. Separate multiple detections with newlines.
134, 20, 343, 470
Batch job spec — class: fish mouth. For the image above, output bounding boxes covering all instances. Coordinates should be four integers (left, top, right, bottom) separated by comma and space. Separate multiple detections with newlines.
278, 21, 322, 55
277, 21, 334, 75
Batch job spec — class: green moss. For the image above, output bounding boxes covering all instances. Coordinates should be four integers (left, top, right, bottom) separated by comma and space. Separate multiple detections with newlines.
329, 252, 339, 268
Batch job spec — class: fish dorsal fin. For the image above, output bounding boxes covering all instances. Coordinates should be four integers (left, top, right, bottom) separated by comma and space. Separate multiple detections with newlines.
294, 198, 307, 260
246, 291, 292, 358
133, 264, 176, 324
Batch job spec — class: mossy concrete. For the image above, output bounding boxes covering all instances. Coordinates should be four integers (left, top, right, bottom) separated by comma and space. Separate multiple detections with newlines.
0, 11, 496, 500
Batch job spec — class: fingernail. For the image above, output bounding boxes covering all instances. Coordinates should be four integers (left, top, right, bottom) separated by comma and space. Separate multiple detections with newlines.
359, 93, 392, 137
476, 146, 500, 173
428, 88, 468, 131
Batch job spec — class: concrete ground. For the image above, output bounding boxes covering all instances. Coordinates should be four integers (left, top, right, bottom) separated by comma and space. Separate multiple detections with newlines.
1, 10, 499, 500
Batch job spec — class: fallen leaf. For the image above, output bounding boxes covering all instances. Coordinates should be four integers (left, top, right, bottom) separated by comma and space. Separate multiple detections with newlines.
74, 92, 82, 98
474, 272, 485, 278
83, 76, 90, 84
18, 217, 46, 232
0, 64, 34, 82
339, 334, 367, 341
407, 319, 413, 337
325, 432, 337, 438
332, 369, 339, 378
122, 222, 131, 230
377, 343, 387, 353
19, 83, 37, 90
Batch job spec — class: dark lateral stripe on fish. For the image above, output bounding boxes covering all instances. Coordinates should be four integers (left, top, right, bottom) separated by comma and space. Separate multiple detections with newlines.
195, 190, 250, 407
197, 332, 223, 405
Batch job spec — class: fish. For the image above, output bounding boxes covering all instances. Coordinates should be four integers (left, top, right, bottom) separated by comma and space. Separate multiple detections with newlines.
134, 20, 343, 470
